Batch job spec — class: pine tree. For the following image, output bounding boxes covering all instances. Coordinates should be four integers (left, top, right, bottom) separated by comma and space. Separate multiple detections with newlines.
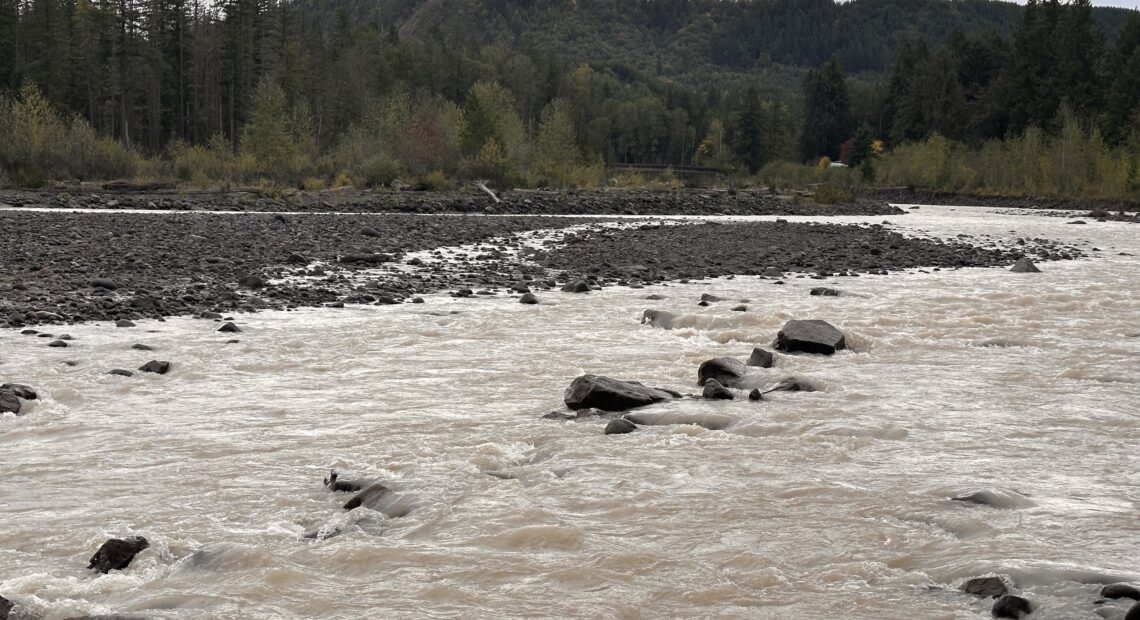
730, 84, 766, 173
801, 58, 853, 161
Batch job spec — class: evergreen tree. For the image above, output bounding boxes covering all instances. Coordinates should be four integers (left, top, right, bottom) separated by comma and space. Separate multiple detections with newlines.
801, 58, 852, 161
730, 84, 766, 173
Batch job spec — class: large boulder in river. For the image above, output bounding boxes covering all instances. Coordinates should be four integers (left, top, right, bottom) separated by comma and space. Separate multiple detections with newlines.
0, 594, 11, 619
991, 594, 1033, 619
774, 319, 846, 355
697, 357, 750, 388
1, 383, 37, 400
1127, 600, 1140, 620
1102, 583, 1140, 600
1011, 257, 1041, 273
88, 536, 149, 573
0, 393, 21, 415
641, 309, 676, 329
702, 379, 734, 400
961, 574, 1015, 598
746, 348, 776, 368
564, 375, 675, 411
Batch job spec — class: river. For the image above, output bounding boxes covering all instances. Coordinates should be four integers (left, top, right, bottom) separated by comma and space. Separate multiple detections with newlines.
1, 206, 1138, 619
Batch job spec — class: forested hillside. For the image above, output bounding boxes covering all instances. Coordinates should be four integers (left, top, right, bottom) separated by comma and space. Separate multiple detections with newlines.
0, 0, 1138, 200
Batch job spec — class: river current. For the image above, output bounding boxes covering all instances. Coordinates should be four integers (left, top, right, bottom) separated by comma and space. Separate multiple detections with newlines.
1, 206, 1138, 619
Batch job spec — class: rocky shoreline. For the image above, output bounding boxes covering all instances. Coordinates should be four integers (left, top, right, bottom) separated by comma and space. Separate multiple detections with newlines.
866, 188, 1140, 220
0, 196, 1086, 328
0, 187, 905, 217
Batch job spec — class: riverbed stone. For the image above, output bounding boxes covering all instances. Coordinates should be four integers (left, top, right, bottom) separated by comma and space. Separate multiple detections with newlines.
702, 379, 734, 400
774, 319, 846, 355
344, 483, 392, 511
48, 339, 68, 348
1102, 583, 1140, 600
991, 594, 1033, 618
746, 348, 776, 368
810, 287, 841, 296
217, 322, 242, 333
87, 536, 149, 573
108, 369, 134, 377
115, 319, 136, 328
0, 595, 11, 620
564, 375, 674, 411
961, 574, 1015, 598
748, 388, 763, 401
0, 393, 20, 414
697, 357, 750, 388
1127, 601, 1140, 620
324, 470, 365, 493
138, 360, 171, 374
561, 279, 590, 293
1011, 257, 1041, 273
641, 309, 676, 329
604, 418, 638, 435
1, 384, 37, 400
519, 292, 539, 304
89, 278, 117, 290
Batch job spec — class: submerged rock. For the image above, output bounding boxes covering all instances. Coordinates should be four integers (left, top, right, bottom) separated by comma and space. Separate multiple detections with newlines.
1010, 257, 1041, 273
604, 418, 638, 435
564, 375, 675, 412
951, 489, 1035, 510
138, 360, 171, 375
746, 348, 776, 368
702, 379, 734, 400
810, 287, 841, 296
217, 322, 242, 333
0, 393, 21, 414
774, 319, 847, 355
344, 483, 392, 511
108, 369, 134, 377
991, 594, 1033, 618
700, 293, 725, 302
641, 309, 676, 329
519, 292, 539, 305
324, 470, 365, 493
88, 536, 149, 573
697, 357, 750, 388
764, 377, 818, 393
1102, 584, 1140, 600
561, 279, 590, 293
748, 388, 763, 401
115, 319, 136, 328
961, 574, 1015, 598
1127, 601, 1140, 620
0, 594, 11, 619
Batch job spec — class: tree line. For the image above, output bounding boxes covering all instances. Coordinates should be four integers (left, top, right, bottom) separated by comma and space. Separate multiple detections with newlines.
0, 0, 1137, 199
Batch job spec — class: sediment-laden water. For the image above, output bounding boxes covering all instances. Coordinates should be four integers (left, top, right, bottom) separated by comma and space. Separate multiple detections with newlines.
1, 206, 1138, 619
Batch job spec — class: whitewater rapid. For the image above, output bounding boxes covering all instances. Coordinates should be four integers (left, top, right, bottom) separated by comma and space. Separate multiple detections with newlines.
1, 206, 1138, 619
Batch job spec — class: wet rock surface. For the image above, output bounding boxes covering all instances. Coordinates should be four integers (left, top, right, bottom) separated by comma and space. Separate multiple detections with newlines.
87, 536, 149, 573
564, 375, 676, 412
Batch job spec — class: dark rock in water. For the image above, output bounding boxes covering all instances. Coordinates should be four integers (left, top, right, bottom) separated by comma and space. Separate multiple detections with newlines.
217, 322, 242, 333
810, 287, 841, 297
344, 483, 392, 511
1102, 583, 1140, 600
641, 309, 676, 329
951, 489, 1035, 509
697, 357, 750, 388
605, 418, 638, 435
0, 393, 20, 414
138, 360, 171, 375
732, 305, 747, 312
702, 379, 734, 400
1011, 257, 1041, 273
697, 300, 710, 307
645, 294, 666, 300
774, 319, 846, 355
748, 389, 763, 401
238, 274, 266, 288
0, 594, 11, 619
764, 377, 817, 393
561, 279, 590, 293
747, 348, 776, 368
48, 339, 68, 348
991, 594, 1033, 618
108, 369, 134, 377
1, 383, 37, 400
411, 297, 425, 304
200, 311, 223, 320
1127, 600, 1140, 620
115, 319, 136, 328
131, 343, 153, 351
519, 292, 539, 305
89, 278, 117, 290
361, 226, 382, 237
761, 266, 784, 278
564, 375, 674, 411
961, 575, 1015, 598
324, 470, 365, 493
20, 329, 38, 335
88, 536, 149, 573
286, 252, 308, 265
700, 293, 725, 302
